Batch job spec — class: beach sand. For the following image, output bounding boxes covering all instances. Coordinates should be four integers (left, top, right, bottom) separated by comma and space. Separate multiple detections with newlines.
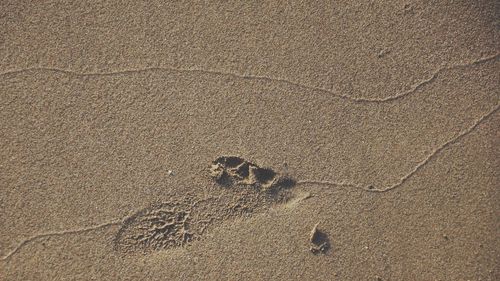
0, 1, 499, 280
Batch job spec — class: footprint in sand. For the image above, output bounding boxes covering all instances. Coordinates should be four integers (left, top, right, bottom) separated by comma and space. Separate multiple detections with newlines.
114, 156, 296, 253
210, 156, 295, 189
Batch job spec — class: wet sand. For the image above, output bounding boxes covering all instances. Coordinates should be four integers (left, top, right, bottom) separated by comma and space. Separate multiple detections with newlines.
1, 1, 499, 280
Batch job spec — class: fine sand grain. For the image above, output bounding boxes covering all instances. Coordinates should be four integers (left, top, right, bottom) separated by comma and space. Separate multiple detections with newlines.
1, 1, 499, 280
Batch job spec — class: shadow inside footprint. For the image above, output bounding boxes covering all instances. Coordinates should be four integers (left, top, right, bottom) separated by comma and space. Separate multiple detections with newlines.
309, 223, 331, 255
252, 167, 276, 186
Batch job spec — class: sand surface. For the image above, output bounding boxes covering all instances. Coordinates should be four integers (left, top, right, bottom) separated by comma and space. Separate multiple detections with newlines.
1, 1, 499, 280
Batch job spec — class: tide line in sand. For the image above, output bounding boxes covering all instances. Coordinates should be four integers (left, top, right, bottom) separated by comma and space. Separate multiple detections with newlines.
0, 53, 498, 104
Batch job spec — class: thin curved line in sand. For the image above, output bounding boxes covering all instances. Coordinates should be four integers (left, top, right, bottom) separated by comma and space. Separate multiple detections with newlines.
0, 53, 498, 103
0, 220, 123, 262
297, 105, 499, 192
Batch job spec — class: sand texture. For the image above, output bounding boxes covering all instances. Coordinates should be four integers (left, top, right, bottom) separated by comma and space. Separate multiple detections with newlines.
1, 1, 499, 280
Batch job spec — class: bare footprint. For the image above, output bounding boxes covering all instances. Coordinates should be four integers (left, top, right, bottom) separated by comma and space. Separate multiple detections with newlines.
114, 156, 296, 253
